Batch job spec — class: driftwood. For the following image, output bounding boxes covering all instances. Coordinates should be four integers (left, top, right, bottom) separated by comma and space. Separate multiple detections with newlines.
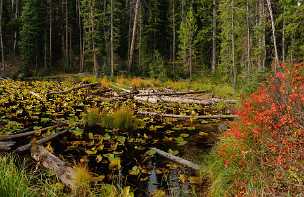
152, 148, 200, 170
16, 129, 69, 152
0, 124, 62, 141
31, 145, 75, 189
137, 111, 239, 119
47, 83, 99, 96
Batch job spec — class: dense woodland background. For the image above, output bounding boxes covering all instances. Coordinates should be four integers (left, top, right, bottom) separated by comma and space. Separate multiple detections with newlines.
0, 0, 303, 85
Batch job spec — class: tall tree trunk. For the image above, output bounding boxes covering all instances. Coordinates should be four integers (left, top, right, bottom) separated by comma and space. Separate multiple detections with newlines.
13, 0, 19, 56
211, 0, 216, 73
282, 7, 285, 63
231, 0, 236, 90
266, 0, 279, 72
110, 0, 114, 77
128, 0, 140, 72
49, 0, 52, 67
77, 0, 84, 72
90, 0, 97, 75
0, 0, 4, 70
246, 0, 251, 74
65, 0, 69, 70
172, 0, 176, 75
262, 0, 266, 70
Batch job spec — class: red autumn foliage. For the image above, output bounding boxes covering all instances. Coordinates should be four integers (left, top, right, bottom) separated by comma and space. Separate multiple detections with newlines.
218, 64, 304, 195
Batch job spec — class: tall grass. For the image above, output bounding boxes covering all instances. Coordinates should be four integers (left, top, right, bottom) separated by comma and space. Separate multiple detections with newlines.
0, 155, 34, 197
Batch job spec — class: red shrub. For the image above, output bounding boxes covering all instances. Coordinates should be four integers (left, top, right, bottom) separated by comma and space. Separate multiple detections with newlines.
223, 64, 304, 195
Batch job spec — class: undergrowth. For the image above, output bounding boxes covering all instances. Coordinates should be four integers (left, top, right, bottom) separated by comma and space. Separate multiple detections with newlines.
0, 155, 33, 197
203, 64, 304, 196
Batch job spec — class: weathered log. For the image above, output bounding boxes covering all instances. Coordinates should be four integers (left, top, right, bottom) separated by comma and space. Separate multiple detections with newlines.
47, 83, 99, 95
151, 148, 200, 170
137, 111, 239, 119
31, 145, 75, 189
137, 90, 208, 97
0, 124, 61, 141
15, 129, 69, 152
0, 141, 16, 151
134, 95, 238, 105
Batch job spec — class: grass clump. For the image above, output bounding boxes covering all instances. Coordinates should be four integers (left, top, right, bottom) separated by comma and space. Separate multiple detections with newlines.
100, 107, 140, 130
84, 107, 141, 130
0, 155, 33, 197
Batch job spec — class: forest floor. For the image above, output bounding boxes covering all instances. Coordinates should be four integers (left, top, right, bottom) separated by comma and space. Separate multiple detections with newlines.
0, 75, 239, 196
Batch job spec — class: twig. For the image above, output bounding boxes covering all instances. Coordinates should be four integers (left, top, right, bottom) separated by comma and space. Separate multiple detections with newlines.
152, 148, 200, 170
137, 111, 239, 119
47, 83, 99, 95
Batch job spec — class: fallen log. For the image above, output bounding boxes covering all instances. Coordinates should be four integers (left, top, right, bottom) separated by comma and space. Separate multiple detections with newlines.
137, 90, 208, 97
137, 111, 239, 119
0, 141, 16, 151
0, 124, 62, 141
151, 148, 200, 171
47, 82, 99, 96
134, 95, 238, 105
31, 145, 75, 189
15, 129, 69, 152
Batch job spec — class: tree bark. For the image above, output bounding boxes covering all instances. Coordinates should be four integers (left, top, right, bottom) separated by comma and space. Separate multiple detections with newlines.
266, 0, 279, 72
128, 0, 140, 72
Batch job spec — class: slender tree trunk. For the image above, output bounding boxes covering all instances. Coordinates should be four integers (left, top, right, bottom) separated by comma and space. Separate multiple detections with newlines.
77, 0, 84, 72
282, 7, 285, 63
266, 0, 279, 72
0, 0, 4, 70
110, 0, 114, 77
128, 0, 140, 72
246, 0, 251, 74
262, 0, 266, 70
172, 0, 176, 75
211, 0, 216, 73
138, 4, 142, 71
49, 0, 52, 67
90, 0, 97, 75
65, 0, 69, 69
231, 0, 236, 90
13, 0, 19, 56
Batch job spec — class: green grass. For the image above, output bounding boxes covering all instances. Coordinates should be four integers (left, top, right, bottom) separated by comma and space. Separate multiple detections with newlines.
0, 155, 34, 197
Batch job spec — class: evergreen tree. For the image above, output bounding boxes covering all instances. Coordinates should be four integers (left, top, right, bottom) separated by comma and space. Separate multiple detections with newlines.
20, 0, 43, 75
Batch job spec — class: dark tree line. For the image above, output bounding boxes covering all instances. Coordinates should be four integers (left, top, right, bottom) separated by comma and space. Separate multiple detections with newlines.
0, 0, 304, 83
